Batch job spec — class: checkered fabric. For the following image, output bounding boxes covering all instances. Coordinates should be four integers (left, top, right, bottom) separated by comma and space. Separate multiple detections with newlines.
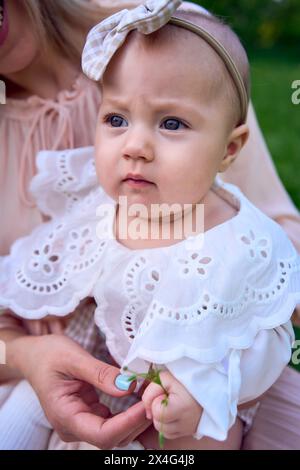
82, 0, 182, 81
65, 298, 140, 414
65, 299, 110, 361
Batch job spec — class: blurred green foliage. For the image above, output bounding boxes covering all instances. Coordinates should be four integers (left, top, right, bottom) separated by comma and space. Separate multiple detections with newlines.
191, 0, 300, 50
250, 50, 300, 209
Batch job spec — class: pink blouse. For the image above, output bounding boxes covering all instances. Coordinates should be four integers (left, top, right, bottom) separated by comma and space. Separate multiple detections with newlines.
0, 74, 101, 256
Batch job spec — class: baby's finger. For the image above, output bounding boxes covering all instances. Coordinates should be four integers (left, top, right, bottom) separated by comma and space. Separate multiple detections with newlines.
41, 321, 49, 335
48, 318, 66, 335
152, 418, 181, 440
24, 320, 44, 336
141, 383, 165, 420
151, 395, 178, 424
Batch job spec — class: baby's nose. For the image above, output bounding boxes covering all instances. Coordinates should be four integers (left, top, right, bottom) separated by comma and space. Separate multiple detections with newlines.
122, 130, 154, 162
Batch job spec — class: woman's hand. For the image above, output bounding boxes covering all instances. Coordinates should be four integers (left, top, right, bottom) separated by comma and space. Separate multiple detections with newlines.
6, 334, 150, 448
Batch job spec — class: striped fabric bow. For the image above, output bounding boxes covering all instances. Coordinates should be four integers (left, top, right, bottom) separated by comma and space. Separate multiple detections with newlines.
82, 0, 182, 81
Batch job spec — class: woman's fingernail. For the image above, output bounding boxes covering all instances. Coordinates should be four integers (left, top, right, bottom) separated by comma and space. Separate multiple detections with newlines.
115, 374, 131, 391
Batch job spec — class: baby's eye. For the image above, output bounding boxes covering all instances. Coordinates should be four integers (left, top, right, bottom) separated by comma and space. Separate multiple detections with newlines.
106, 115, 128, 127
161, 118, 187, 131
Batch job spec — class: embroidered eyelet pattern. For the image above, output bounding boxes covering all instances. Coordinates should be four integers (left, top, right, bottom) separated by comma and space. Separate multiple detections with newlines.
143, 268, 161, 293
136, 259, 297, 335
122, 256, 162, 342
176, 253, 212, 278
240, 230, 270, 261
67, 227, 94, 256
57, 153, 75, 187
15, 222, 107, 295
123, 256, 148, 303
68, 234, 107, 275
121, 304, 140, 341
29, 244, 60, 276
55, 153, 80, 211
54, 152, 97, 213
138, 293, 212, 334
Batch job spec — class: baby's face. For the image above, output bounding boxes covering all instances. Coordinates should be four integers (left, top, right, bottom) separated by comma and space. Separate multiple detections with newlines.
95, 34, 235, 211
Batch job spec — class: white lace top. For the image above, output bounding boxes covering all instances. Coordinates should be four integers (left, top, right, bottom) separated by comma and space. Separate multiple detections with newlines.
1, 147, 299, 441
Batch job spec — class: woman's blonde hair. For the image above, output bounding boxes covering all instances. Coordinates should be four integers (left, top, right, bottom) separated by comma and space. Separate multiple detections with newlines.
22, 0, 139, 63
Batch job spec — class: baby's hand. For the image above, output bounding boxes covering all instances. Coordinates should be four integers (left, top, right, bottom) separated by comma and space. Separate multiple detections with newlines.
141, 370, 202, 439
23, 316, 68, 336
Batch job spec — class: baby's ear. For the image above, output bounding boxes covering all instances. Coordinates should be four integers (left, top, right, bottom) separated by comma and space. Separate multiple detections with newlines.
219, 124, 249, 172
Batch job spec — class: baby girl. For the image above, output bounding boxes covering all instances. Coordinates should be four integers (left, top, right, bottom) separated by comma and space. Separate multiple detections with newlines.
0, 0, 299, 450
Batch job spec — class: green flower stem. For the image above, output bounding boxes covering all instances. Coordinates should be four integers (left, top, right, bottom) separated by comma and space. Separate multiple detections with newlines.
123, 364, 169, 448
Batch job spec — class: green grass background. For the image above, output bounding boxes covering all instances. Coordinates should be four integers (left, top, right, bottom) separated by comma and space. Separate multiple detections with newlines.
249, 48, 300, 210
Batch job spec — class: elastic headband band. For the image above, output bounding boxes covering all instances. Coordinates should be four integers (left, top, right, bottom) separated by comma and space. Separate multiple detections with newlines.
169, 17, 249, 124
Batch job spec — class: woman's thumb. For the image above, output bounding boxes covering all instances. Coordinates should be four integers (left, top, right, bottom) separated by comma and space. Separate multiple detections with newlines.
68, 353, 136, 397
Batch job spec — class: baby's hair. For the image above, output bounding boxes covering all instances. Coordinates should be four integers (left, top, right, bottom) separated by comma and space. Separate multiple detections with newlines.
21, 0, 140, 64
131, 10, 250, 128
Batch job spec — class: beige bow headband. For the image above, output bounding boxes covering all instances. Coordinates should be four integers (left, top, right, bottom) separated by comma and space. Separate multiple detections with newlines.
82, 0, 249, 123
